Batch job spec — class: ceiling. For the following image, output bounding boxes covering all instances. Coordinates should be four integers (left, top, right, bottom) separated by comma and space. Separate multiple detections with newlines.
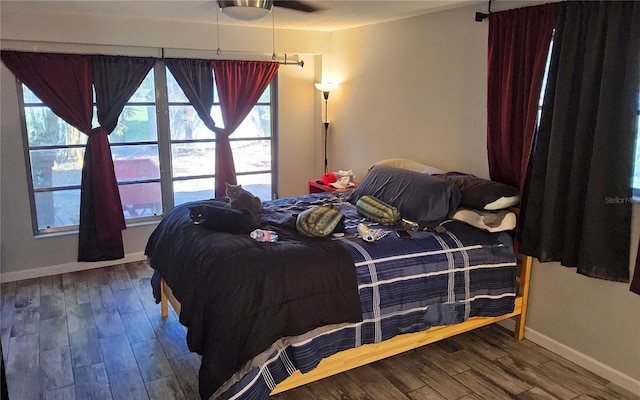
1, 0, 486, 32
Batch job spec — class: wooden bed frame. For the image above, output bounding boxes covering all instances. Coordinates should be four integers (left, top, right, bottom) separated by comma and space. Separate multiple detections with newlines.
158, 253, 532, 395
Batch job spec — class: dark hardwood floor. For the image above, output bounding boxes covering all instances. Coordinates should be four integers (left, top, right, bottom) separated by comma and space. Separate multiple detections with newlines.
1, 261, 638, 400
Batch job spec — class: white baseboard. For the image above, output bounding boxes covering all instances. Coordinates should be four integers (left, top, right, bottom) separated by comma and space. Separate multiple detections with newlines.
0, 251, 147, 283
499, 320, 640, 395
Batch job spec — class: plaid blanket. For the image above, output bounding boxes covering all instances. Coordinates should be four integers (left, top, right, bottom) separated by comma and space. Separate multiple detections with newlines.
214, 193, 516, 400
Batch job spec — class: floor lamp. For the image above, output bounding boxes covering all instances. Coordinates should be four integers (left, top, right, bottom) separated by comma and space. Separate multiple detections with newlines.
315, 82, 337, 173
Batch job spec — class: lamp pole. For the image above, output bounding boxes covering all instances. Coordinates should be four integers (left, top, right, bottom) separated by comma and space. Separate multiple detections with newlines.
315, 82, 338, 174
322, 90, 330, 173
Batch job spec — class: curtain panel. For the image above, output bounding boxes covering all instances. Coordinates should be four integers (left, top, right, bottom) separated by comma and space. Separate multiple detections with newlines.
165, 58, 220, 134
77, 55, 155, 261
212, 60, 279, 197
0, 51, 126, 261
519, 1, 640, 282
486, 4, 555, 194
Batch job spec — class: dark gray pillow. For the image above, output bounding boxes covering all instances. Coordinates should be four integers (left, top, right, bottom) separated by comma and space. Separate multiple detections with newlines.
347, 166, 461, 228
438, 172, 519, 210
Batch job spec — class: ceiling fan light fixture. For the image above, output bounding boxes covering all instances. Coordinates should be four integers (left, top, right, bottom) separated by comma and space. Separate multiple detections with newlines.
219, 0, 273, 21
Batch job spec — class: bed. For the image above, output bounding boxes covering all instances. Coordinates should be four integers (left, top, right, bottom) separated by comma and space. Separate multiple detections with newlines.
145, 165, 531, 400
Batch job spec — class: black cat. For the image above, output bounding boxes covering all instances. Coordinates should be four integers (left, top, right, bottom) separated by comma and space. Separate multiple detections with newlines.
188, 204, 258, 234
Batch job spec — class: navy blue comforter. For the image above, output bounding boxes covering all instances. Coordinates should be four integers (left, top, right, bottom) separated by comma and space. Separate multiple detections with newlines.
146, 192, 517, 400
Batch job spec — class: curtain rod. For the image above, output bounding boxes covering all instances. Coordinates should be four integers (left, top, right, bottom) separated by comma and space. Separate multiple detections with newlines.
475, 0, 492, 22
0, 39, 304, 67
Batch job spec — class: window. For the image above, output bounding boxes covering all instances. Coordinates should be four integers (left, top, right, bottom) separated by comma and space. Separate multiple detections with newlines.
22, 86, 88, 231
19, 61, 276, 235
164, 67, 275, 206
634, 94, 640, 198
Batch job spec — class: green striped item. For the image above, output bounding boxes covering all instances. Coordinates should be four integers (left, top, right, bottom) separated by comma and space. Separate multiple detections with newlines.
296, 204, 344, 237
356, 195, 401, 225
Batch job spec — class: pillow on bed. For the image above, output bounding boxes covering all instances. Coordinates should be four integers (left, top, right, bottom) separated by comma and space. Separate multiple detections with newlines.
369, 158, 444, 175
451, 208, 516, 232
438, 172, 519, 210
347, 165, 461, 228
188, 204, 258, 234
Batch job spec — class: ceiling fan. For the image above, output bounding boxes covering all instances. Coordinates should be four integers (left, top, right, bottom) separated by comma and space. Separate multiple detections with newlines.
218, 0, 321, 21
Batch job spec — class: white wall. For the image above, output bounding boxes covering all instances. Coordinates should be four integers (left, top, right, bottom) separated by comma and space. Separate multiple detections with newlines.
328, 4, 488, 180
0, 7, 327, 277
326, 3, 640, 392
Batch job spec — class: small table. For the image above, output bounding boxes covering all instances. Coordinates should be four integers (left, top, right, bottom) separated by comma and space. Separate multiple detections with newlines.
308, 180, 358, 194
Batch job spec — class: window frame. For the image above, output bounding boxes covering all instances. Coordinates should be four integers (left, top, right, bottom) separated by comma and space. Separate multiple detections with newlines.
17, 60, 278, 236
634, 96, 640, 199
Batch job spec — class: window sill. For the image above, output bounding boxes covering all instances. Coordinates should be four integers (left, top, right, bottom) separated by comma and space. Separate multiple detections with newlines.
33, 217, 162, 239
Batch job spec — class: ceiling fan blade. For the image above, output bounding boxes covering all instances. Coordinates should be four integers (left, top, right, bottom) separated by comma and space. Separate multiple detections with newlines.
274, 1, 321, 13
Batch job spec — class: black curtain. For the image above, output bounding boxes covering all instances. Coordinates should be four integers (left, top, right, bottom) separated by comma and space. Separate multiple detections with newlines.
519, 1, 640, 282
93, 55, 155, 133
164, 58, 220, 133
77, 55, 154, 261
632, 240, 640, 294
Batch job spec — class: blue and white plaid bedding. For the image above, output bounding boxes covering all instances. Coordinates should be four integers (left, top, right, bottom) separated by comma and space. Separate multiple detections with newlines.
214, 193, 517, 400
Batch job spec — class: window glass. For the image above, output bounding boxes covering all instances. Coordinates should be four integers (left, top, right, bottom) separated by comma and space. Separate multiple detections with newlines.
109, 106, 158, 143
24, 107, 88, 147
129, 72, 155, 102
236, 173, 272, 202
120, 182, 162, 218
634, 120, 640, 193
112, 146, 160, 181
30, 148, 83, 190
257, 85, 270, 103
634, 90, 640, 195
35, 189, 81, 230
171, 143, 216, 178
167, 71, 189, 103
173, 178, 215, 205
168, 105, 214, 140
229, 106, 271, 139
231, 140, 271, 173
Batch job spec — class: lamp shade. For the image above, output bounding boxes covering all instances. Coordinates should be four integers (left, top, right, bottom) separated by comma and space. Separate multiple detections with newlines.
314, 82, 338, 93
220, 0, 272, 21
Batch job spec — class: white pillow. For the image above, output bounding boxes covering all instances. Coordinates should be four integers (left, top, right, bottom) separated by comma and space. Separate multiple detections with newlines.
451, 208, 516, 232
484, 195, 520, 211
369, 158, 444, 175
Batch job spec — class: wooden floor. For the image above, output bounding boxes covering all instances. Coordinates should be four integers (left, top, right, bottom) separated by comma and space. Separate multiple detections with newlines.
1, 261, 638, 400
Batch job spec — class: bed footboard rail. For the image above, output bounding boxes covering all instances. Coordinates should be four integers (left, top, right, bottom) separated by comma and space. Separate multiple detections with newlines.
155, 252, 533, 395
514, 252, 532, 340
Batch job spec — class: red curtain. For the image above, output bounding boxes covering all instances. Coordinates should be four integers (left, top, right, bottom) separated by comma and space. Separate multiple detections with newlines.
1, 51, 125, 256
212, 60, 279, 197
486, 4, 555, 194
